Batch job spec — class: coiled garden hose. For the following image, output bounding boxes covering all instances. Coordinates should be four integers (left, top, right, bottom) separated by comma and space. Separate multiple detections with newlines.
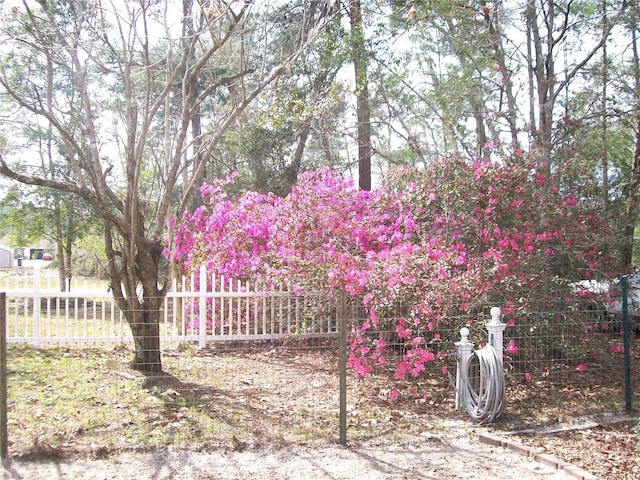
457, 345, 505, 423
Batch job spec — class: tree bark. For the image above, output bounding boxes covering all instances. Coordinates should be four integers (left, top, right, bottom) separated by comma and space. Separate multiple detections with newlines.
620, 12, 640, 271
287, 121, 311, 188
349, 0, 372, 191
129, 308, 162, 373
601, 0, 610, 208
620, 115, 640, 271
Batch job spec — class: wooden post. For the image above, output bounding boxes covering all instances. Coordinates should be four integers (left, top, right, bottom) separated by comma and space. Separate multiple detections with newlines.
1, 292, 8, 459
338, 291, 347, 446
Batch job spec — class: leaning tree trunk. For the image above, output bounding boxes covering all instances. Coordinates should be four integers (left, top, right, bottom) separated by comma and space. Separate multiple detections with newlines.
620, 16, 640, 272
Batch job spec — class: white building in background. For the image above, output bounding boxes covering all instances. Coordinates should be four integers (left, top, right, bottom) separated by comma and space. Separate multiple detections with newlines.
0, 246, 12, 268
10, 247, 54, 268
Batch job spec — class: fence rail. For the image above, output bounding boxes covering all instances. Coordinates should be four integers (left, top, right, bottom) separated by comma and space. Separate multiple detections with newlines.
1, 266, 337, 346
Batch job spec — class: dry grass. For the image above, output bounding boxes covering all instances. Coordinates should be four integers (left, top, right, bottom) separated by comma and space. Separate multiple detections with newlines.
7, 343, 346, 457
6, 341, 469, 459
4, 337, 639, 479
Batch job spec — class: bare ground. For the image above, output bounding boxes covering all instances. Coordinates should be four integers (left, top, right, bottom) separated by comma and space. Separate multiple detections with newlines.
1, 426, 579, 480
2, 344, 638, 479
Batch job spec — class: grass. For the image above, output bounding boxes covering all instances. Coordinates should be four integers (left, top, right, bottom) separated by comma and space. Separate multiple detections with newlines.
5, 341, 440, 458
4, 332, 639, 460
9, 347, 145, 449
4, 304, 130, 342
6, 343, 347, 458
0, 267, 110, 292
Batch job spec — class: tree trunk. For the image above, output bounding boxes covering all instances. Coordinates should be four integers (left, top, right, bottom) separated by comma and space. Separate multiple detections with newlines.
130, 239, 165, 373
600, 0, 609, 208
621, 117, 640, 270
183, 0, 204, 187
129, 308, 162, 373
104, 223, 166, 373
480, 0, 520, 151
349, 0, 372, 191
55, 239, 70, 292
620, 15, 640, 271
286, 121, 311, 188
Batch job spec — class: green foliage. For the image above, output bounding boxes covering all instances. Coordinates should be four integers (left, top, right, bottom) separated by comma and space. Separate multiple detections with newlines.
73, 234, 108, 278
0, 186, 43, 246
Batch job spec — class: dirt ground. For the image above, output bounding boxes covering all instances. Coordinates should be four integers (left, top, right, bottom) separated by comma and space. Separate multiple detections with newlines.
513, 420, 639, 480
3, 344, 639, 480
1, 425, 579, 480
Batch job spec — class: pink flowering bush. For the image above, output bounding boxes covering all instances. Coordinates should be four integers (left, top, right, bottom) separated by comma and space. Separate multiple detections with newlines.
170, 155, 615, 381
171, 173, 284, 279
348, 156, 613, 379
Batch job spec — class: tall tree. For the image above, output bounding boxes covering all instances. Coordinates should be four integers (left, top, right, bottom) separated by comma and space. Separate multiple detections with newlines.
215, 0, 347, 196
349, 0, 372, 190
370, 1, 523, 164
601, 0, 610, 206
525, 0, 629, 165
0, 183, 96, 291
0, 0, 332, 371
360, 0, 630, 173
620, 2, 640, 270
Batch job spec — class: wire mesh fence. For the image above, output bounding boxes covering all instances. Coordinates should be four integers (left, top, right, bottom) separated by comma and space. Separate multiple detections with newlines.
1, 288, 638, 458
5, 339, 343, 456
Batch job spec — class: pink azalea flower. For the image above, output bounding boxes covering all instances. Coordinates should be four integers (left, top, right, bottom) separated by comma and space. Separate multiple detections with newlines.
610, 344, 624, 353
576, 363, 588, 372
506, 339, 519, 355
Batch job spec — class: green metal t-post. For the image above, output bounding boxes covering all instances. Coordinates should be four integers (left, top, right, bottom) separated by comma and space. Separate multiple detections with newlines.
621, 276, 633, 413
338, 291, 347, 446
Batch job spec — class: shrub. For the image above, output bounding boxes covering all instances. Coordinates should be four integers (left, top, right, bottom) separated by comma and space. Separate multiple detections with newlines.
170, 155, 615, 380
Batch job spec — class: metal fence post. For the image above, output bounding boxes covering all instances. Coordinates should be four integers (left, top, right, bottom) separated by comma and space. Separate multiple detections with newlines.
621, 276, 633, 412
1, 292, 8, 460
338, 291, 347, 446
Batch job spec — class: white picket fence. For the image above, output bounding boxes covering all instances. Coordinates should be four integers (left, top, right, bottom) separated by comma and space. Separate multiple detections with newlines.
1, 265, 338, 347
